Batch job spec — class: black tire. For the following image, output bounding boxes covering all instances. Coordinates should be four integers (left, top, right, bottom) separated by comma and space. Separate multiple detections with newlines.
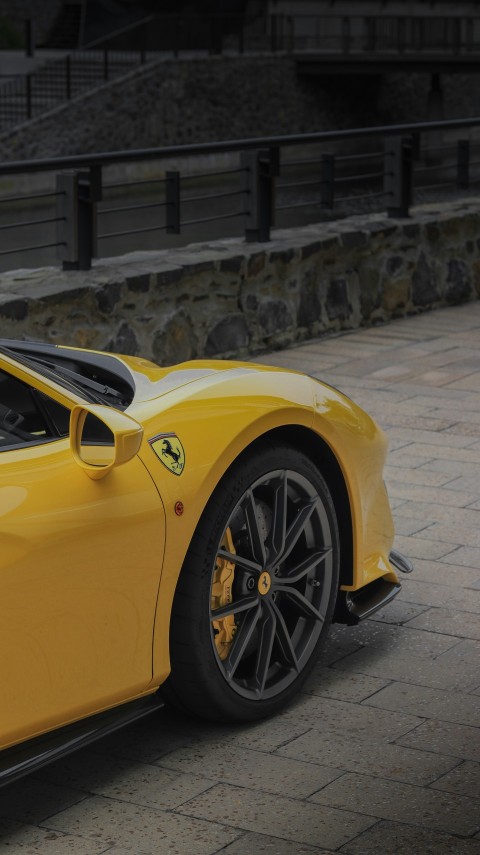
163, 441, 340, 722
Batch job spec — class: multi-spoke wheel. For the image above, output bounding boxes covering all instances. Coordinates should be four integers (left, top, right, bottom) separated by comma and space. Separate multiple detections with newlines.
164, 443, 339, 722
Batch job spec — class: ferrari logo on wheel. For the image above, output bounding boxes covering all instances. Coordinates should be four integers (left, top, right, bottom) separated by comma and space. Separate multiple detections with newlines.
258, 571, 272, 595
149, 433, 185, 475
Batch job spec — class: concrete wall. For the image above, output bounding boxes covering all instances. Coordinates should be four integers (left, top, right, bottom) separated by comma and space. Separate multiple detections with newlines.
0, 199, 478, 363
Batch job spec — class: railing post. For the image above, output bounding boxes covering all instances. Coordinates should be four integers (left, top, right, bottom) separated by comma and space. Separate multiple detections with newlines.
173, 17, 180, 58
103, 48, 109, 81
210, 15, 222, 54
140, 24, 146, 63
25, 74, 32, 120
57, 172, 78, 267
453, 17, 461, 54
384, 135, 414, 218
418, 17, 425, 51
242, 148, 278, 243
365, 17, 375, 52
271, 14, 278, 52
287, 15, 294, 52
65, 55, 71, 100
412, 131, 421, 161
457, 139, 470, 189
166, 171, 180, 234
239, 17, 244, 54
79, 166, 101, 268
341, 17, 351, 54
397, 17, 406, 53
467, 16, 474, 52
321, 153, 335, 209
25, 18, 35, 57
56, 168, 102, 271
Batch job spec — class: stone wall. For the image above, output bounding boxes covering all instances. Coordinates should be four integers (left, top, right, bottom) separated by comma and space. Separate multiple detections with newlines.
0, 199, 478, 363
0, 54, 371, 161
1, 51, 479, 161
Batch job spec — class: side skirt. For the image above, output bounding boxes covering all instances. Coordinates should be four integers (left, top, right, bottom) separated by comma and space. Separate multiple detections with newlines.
0, 693, 164, 789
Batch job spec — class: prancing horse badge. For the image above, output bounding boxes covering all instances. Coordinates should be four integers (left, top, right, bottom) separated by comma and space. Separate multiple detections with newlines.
149, 433, 185, 476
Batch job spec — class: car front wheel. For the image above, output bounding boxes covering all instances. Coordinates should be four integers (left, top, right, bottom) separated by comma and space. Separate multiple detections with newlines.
164, 442, 340, 722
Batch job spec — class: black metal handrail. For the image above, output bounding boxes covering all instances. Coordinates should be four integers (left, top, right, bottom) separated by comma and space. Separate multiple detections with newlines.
2, 118, 479, 175
270, 12, 480, 54
1, 118, 480, 273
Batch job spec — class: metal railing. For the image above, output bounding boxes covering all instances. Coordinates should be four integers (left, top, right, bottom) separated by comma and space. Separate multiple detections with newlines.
269, 13, 480, 54
0, 13, 265, 134
0, 16, 153, 133
1, 117, 480, 273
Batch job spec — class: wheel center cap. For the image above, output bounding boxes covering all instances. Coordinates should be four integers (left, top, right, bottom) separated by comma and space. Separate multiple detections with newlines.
258, 571, 272, 595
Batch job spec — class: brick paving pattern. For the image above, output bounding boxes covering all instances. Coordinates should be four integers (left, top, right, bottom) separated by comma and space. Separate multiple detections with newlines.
1, 302, 479, 853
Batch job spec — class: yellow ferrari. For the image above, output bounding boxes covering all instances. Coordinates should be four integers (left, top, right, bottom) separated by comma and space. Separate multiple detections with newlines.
0, 339, 411, 785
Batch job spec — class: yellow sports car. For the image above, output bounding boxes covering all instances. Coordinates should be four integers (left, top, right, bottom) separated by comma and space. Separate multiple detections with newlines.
0, 339, 411, 786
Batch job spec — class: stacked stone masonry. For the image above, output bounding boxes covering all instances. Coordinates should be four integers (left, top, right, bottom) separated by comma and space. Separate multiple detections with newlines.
0, 199, 479, 364
1, 52, 480, 161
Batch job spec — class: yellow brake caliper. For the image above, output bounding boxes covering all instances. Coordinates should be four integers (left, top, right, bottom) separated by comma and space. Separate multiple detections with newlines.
211, 527, 237, 660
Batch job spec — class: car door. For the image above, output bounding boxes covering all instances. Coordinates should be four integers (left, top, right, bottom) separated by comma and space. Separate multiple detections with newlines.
0, 359, 165, 750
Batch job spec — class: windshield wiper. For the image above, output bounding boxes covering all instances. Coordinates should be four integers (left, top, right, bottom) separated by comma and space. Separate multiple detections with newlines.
0, 345, 102, 405
25, 355, 124, 404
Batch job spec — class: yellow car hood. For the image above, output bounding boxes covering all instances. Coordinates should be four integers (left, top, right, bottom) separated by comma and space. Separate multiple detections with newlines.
113, 353, 294, 406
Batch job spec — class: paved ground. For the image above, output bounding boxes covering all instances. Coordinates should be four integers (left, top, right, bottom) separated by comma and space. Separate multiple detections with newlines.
1, 302, 479, 853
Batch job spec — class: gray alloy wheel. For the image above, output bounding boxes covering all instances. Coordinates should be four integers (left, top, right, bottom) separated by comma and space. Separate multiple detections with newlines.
210, 467, 335, 701
164, 443, 340, 722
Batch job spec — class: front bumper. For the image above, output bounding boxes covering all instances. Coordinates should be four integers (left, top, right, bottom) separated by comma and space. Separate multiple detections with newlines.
389, 548, 414, 576
336, 549, 413, 625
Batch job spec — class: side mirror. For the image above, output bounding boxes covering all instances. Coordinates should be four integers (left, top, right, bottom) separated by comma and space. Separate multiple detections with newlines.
70, 404, 143, 480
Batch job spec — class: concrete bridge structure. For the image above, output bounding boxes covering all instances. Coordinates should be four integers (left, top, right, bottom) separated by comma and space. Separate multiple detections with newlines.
2, 0, 480, 136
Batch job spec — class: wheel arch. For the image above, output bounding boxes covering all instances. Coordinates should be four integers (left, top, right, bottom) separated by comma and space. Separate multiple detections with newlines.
162, 427, 344, 720
150, 419, 354, 688
240, 424, 354, 589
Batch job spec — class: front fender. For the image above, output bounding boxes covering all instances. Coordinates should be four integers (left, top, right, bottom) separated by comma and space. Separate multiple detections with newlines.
132, 365, 396, 685
134, 367, 315, 685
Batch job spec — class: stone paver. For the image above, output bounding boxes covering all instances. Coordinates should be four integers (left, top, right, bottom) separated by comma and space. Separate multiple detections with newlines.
333, 639, 480, 692
397, 719, 480, 762
157, 743, 342, 798
217, 832, 337, 855
37, 753, 214, 810
0, 821, 108, 854
175, 783, 375, 849
340, 820, 480, 854
45, 796, 242, 854
1, 302, 480, 852
276, 726, 459, 785
303, 666, 389, 703
363, 681, 480, 727
310, 772, 480, 836
406, 607, 480, 639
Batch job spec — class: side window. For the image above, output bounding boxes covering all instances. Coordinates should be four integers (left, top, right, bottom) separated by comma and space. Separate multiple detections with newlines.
0, 369, 70, 450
